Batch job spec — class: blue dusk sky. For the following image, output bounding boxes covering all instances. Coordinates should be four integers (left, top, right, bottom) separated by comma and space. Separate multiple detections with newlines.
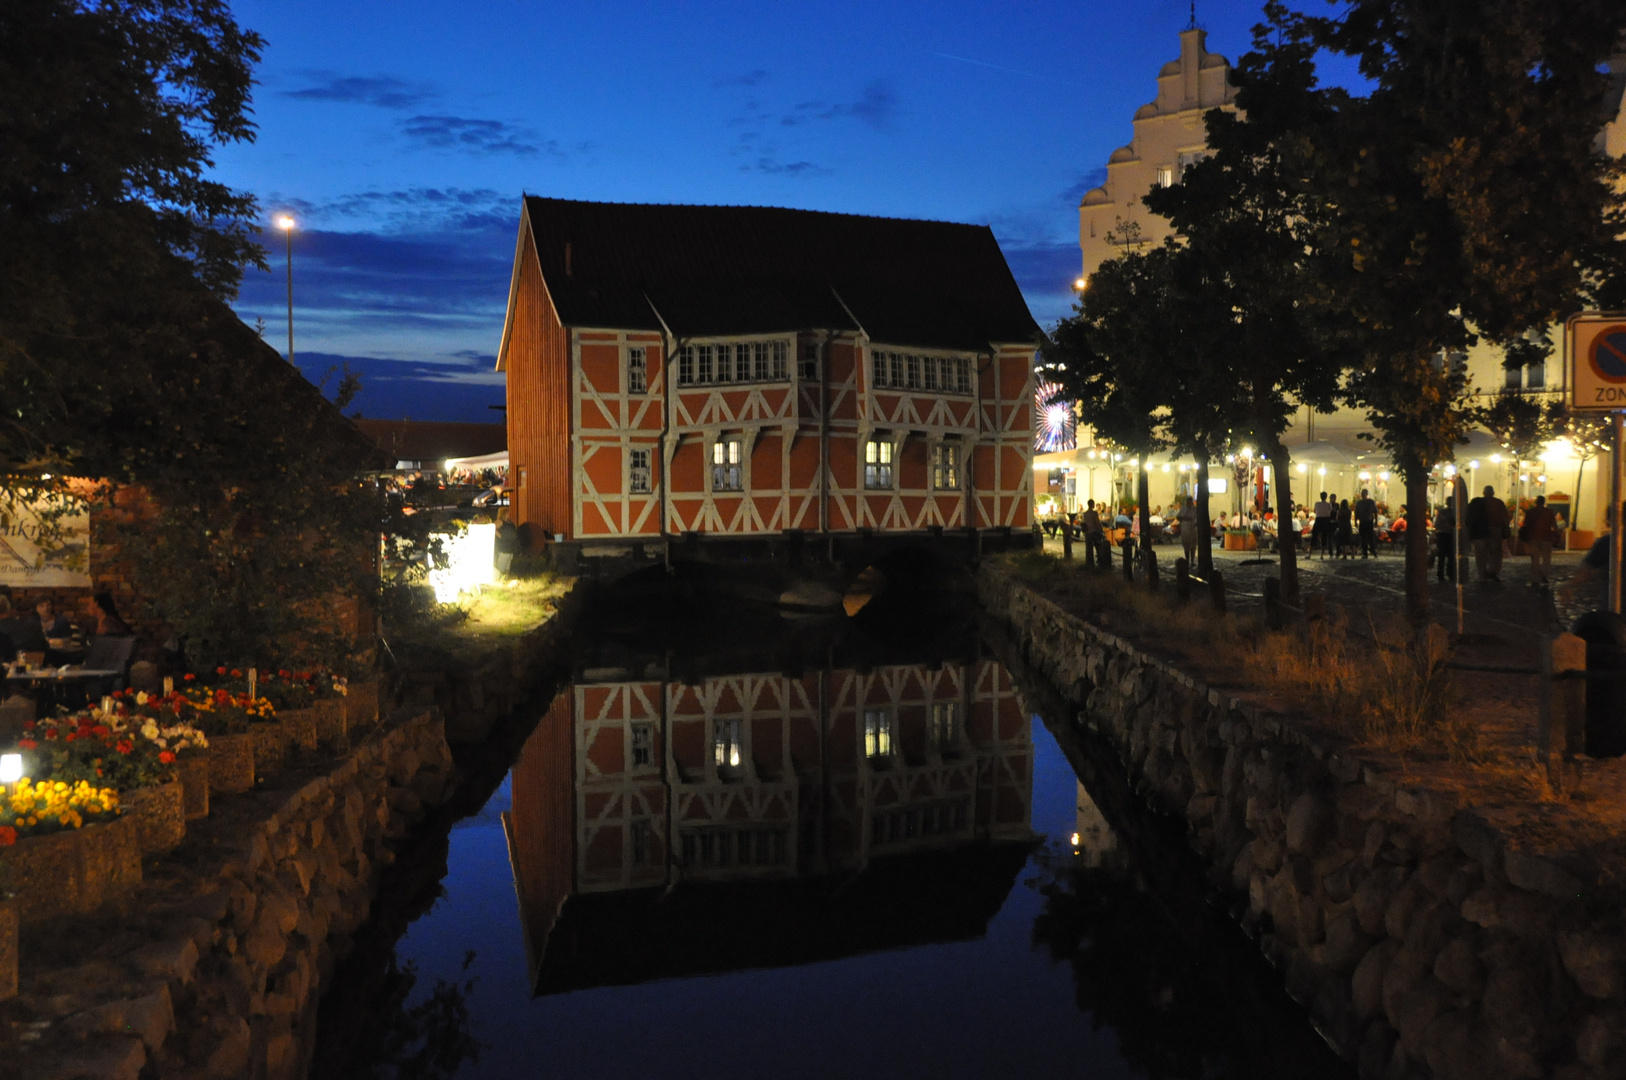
220, 0, 1295, 422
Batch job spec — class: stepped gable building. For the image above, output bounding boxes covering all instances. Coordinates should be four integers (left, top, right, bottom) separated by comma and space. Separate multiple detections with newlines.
496, 197, 1040, 562
1078, 25, 1237, 278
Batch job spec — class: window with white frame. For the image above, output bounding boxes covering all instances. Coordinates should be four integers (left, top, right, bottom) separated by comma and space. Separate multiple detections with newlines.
869, 350, 973, 394
734, 343, 752, 382
864, 439, 893, 490
871, 351, 887, 388
932, 701, 959, 748
629, 449, 651, 494
627, 347, 647, 394
712, 437, 743, 491
678, 347, 695, 386
932, 444, 960, 490
1528, 360, 1546, 389
800, 342, 819, 381
714, 718, 743, 771
631, 722, 653, 766
889, 351, 904, 387
715, 343, 734, 383
696, 344, 715, 383
905, 354, 922, 389
955, 356, 972, 393
1156, 165, 1174, 187
1503, 364, 1522, 390
863, 708, 893, 759
923, 355, 939, 391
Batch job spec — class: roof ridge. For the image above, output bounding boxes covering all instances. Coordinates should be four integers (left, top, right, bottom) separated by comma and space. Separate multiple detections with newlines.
521, 193, 992, 231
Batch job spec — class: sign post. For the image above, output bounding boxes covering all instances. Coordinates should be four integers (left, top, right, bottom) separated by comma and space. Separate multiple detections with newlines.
1566, 314, 1626, 613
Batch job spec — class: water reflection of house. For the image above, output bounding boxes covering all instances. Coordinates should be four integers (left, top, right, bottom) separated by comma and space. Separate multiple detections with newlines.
504, 656, 1034, 994
1072, 781, 1120, 869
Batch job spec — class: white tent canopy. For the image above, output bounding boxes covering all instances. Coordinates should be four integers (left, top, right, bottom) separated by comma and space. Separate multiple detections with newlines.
442, 450, 508, 470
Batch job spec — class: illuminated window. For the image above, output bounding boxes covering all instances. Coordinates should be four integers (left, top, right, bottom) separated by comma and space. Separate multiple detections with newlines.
627, 347, 646, 394
712, 437, 743, 491
631, 722, 652, 766
871, 350, 888, 388
629, 449, 651, 494
906, 354, 921, 389
864, 439, 893, 490
696, 344, 714, 384
932, 444, 960, 490
800, 342, 819, 381
714, 718, 743, 771
678, 347, 695, 386
863, 707, 892, 759
1156, 166, 1174, 187
932, 701, 959, 747
923, 355, 939, 391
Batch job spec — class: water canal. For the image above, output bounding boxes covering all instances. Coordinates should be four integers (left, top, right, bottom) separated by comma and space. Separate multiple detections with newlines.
311, 576, 1352, 1079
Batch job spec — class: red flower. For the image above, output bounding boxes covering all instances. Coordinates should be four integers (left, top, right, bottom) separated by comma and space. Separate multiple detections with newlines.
22, 720, 34, 731
0, 826, 15, 847
91, 725, 109, 737
43, 730, 57, 741
230, 668, 242, 678
158, 750, 175, 764
17, 738, 36, 750
183, 673, 195, 681
115, 739, 134, 755
216, 666, 227, 675
63, 732, 77, 743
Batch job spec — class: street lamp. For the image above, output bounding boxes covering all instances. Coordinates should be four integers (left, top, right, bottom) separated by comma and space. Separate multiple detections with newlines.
276, 215, 296, 365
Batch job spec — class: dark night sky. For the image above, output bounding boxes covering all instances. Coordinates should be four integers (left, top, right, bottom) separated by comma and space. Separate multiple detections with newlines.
219, 1, 1306, 421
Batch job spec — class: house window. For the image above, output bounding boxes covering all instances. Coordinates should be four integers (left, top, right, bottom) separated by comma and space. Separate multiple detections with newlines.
771, 340, 788, 380
735, 343, 752, 382
932, 444, 960, 490
631, 722, 652, 767
678, 347, 695, 386
1528, 361, 1546, 390
863, 708, 892, 759
923, 355, 939, 391
800, 343, 819, 381
889, 352, 905, 387
906, 354, 922, 389
696, 344, 714, 384
864, 439, 893, 489
629, 449, 651, 494
1156, 165, 1174, 187
954, 357, 972, 393
751, 342, 768, 381
714, 718, 743, 771
627, 347, 646, 394
932, 701, 959, 747
712, 437, 743, 491
871, 351, 888, 388
715, 343, 733, 383
1503, 364, 1522, 390
630, 819, 651, 865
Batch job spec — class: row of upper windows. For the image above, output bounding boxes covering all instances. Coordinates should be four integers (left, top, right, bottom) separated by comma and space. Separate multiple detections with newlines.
616, 438, 962, 495
618, 342, 975, 395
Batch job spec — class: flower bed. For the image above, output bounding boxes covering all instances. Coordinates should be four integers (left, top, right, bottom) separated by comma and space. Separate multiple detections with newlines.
0, 780, 132, 923
125, 780, 184, 855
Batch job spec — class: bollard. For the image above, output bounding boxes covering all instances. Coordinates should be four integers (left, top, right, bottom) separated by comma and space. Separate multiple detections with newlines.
1145, 547, 1158, 590
1209, 569, 1226, 614
1175, 557, 1191, 604
1062, 523, 1073, 561
1121, 540, 1135, 584
1572, 612, 1626, 757
1263, 576, 1283, 631
1540, 633, 1587, 790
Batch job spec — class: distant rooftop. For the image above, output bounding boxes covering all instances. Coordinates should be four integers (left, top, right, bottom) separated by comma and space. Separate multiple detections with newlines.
353, 419, 505, 466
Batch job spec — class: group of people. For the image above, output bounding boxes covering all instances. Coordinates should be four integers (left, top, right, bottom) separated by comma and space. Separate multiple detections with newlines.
1431, 487, 1559, 585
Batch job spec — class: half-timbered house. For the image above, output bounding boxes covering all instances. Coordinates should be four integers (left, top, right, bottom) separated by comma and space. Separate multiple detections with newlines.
496, 197, 1040, 566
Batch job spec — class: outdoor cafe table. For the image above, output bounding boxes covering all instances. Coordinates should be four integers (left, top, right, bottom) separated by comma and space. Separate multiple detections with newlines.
7, 667, 125, 715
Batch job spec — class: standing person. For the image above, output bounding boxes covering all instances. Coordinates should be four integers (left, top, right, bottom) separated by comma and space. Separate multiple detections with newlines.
1079, 499, 1104, 568
1467, 485, 1509, 582
1433, 496, 1457, 582
1176, 497, 1199, 567
1312, 491, 1333, 557
1354, 488, 1378, 557
1335, 499, 1355, 558
1521, 495, 1558, 586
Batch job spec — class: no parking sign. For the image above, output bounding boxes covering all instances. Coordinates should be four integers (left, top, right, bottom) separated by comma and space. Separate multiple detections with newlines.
1568, 314, 1626, 410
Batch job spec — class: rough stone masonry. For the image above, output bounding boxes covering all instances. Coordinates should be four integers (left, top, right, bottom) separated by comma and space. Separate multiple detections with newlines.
980, 558, 1626, 1080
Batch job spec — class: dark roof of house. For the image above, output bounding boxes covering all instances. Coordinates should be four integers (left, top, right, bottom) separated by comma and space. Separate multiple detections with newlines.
522, 196, 1041, 352
353, 420, 506, 464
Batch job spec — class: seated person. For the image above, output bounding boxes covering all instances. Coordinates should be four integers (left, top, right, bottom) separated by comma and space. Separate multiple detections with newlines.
93, 592, 134, 636
2, 598, 48, 654
33, 598, 71, 641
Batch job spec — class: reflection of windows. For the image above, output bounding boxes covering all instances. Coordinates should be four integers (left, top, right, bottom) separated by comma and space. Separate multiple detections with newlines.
631, 722, 652, 766
864, 707, 892, 759
680, 827, 788, 868
932, 444, 960, 490
800, 342, 819, 381
864, 440, 893, 490
714, 718, 743, 770
627, 347, 647, 394
629, 449, 651, 494
932, 701, 959, 747
712, 437, 743, 491
630, 819, 651, 865
870, 799, 970, 847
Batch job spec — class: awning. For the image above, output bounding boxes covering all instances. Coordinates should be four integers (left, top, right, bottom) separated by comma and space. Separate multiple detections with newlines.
443, 451, 509, 470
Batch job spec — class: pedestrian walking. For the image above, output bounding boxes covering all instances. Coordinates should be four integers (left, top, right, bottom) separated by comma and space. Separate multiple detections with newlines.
1520, 494, 1558, 586
1432, 497, 1457, 582
1466, 485, 1510, 582
1355, 488, 1378, 557
1079, 499, 1105, 568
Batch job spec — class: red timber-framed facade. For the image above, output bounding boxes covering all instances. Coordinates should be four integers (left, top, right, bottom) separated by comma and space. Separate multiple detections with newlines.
496, 197, 1040, 568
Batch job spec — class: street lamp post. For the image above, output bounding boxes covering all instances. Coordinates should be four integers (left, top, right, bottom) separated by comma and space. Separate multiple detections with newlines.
276, 215, 296, 365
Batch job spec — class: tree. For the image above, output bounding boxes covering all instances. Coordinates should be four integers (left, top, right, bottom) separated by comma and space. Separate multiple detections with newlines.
1143, 23, 1344, 604
0, 0, 266, 479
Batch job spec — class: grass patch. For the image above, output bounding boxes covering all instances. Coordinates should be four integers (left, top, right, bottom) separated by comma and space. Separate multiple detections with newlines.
384, 571, 573, 665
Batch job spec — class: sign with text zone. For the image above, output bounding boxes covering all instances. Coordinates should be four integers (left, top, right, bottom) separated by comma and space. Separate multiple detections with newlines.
1568, 314, 1626, 411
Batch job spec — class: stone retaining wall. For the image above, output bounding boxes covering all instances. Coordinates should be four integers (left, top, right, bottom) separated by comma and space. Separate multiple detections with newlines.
8, 707, 457, 1080
980, 559, 1626, 1080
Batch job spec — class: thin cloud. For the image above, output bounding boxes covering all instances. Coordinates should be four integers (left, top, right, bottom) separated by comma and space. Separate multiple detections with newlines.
1062, 168, 1109, 205
282, 72, 439, 110
400, 115, 557, 157
745, 157, 827, 176
782, 80, 896, 129
714, 69, 770, 87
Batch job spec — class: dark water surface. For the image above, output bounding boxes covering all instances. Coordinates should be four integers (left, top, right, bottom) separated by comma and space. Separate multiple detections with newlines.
313, 583, 1351, 1079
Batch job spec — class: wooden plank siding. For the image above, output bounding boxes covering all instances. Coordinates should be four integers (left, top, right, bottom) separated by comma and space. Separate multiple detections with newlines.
501, 220, 572, 540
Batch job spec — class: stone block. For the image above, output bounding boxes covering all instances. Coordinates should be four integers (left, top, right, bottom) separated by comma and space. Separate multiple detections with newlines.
1285, 789, 1331, 853
208, 734, 256, 795
65, 986, 173, 1051
1503, 849, 1584, 900
52, 1036, 148, 1080
0, 902, 14, 1002
126, 937, 199, 985
126, 780, 186, 855
204, 1017, 252, 1077
1353, 939, 1399, 1021
1432, 937, 1484, 997
1560, 932, 1625, 1000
